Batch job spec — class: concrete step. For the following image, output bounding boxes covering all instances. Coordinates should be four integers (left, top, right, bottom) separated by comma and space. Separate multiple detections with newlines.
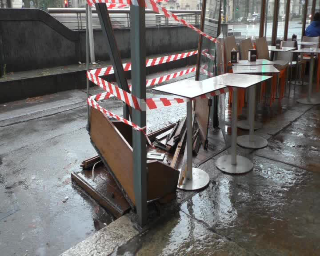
0, 51, 196, 104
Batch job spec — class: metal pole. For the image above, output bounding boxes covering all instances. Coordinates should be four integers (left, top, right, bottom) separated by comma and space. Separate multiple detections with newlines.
259, 0, 266, 37
130, 1, 147, 227
195, 0, 207, 81
283, 0, 291, 41
95, 3, 131, 119
311, 0, 316, 21
88, 5, 96, 64
186, 100, 193, 179
231, 88, 237, 165
248, 85, 255, 141
271, 0, 279, 46
301, 0, 309, 39
308, 53, 314, 102
86, 5, 90, 130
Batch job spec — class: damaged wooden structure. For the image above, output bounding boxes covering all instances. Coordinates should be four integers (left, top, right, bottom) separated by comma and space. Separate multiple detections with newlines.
72, 3, 182, 225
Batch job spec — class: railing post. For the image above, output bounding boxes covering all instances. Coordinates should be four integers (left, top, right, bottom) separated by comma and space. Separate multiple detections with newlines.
88, 5, 96, 64
130, 0, 147, 227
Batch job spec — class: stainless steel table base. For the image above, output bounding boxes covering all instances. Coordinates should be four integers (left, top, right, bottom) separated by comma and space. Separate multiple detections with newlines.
216, 88, 254, 175
216, 155, 253, 174
296, 51, 320, 105
297, 98, 320, 105
237, 120, 262, 130
177, 101, 210, 191
177, 168, 210, 191
237, 135, 268, 149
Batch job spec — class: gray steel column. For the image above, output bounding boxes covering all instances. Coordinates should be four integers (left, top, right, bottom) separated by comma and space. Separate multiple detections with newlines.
259, 0, 266, 38
86, 5, 90, 130
301, 0, 309, 39
130, 1, 147, 227
95, 3, 131, 119
283, 0, 291, 40
88, 5, 96, 64
231, 88, 237, 165
186, 101, 193, 179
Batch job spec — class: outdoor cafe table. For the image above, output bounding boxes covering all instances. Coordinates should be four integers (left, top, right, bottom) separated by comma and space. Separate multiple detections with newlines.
232, 61, 286, 130
155, 74, 270, 176
268, 46, 296, 60
232, 59, 287, 66
293, 48, 320, 105
153, 77, 225, 190
232, 65, 278, 149
214, 74, 271, 174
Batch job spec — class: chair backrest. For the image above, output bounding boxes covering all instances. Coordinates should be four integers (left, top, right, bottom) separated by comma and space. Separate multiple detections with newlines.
240, 38, 253, 60
224, 36, 237, 63
282, 40, 296, 48
255, 37, 270, 60
280, 40, 296, 61
302, 36, 319, 48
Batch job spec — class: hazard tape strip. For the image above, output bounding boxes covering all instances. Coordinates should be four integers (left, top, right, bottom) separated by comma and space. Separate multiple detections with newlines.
201, 49, 215, 61
89, 74, 231, 109
89, 50, 198, 77
87, 72, 189, 111
144, 66, 196, 88
86, 0, 218, 44
106, 3, 129, 8
93, 91, 189, 110
87, 95, 153, 145
87, 72, 144, 111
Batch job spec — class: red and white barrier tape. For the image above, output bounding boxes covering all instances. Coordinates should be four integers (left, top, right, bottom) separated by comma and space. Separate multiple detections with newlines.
89, 72, 230, 110
87, 0, 218, 44
89, 50, 198, 77
105, 3, 129, 8
88, 72, 189, 111
145, 66, 196, 88
87, 95, 153, 145
201, 49, 215, 61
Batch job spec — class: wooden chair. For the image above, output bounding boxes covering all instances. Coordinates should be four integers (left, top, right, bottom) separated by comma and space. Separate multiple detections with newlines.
239, 38, 253, 60
224, 36, 238, 64
255, 37, 270, 60
301, 36, 320, 91
256, 37, 288, 104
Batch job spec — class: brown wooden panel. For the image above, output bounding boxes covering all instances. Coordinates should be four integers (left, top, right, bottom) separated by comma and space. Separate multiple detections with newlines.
195, 98, 209, 144
147, 161, 179, 200
113, 121, 133, 147
90, 107, 136, 205
71, 165, 130, 218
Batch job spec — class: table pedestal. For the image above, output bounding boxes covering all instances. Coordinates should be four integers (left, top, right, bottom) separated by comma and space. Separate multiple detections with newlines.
297, 52, 320, 105
237, 85, 268, 149
216, 88, 253, 174
177, 101, 210, 191
237, 120, 262, 130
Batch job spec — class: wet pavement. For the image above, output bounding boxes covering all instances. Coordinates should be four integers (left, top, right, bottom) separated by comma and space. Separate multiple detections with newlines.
112, 85, 320, 255
0, 68, 192, 256
1, 74, 320, 255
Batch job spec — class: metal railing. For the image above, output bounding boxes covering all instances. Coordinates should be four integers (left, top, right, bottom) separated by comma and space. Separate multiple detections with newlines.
48, 8, 201, 30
